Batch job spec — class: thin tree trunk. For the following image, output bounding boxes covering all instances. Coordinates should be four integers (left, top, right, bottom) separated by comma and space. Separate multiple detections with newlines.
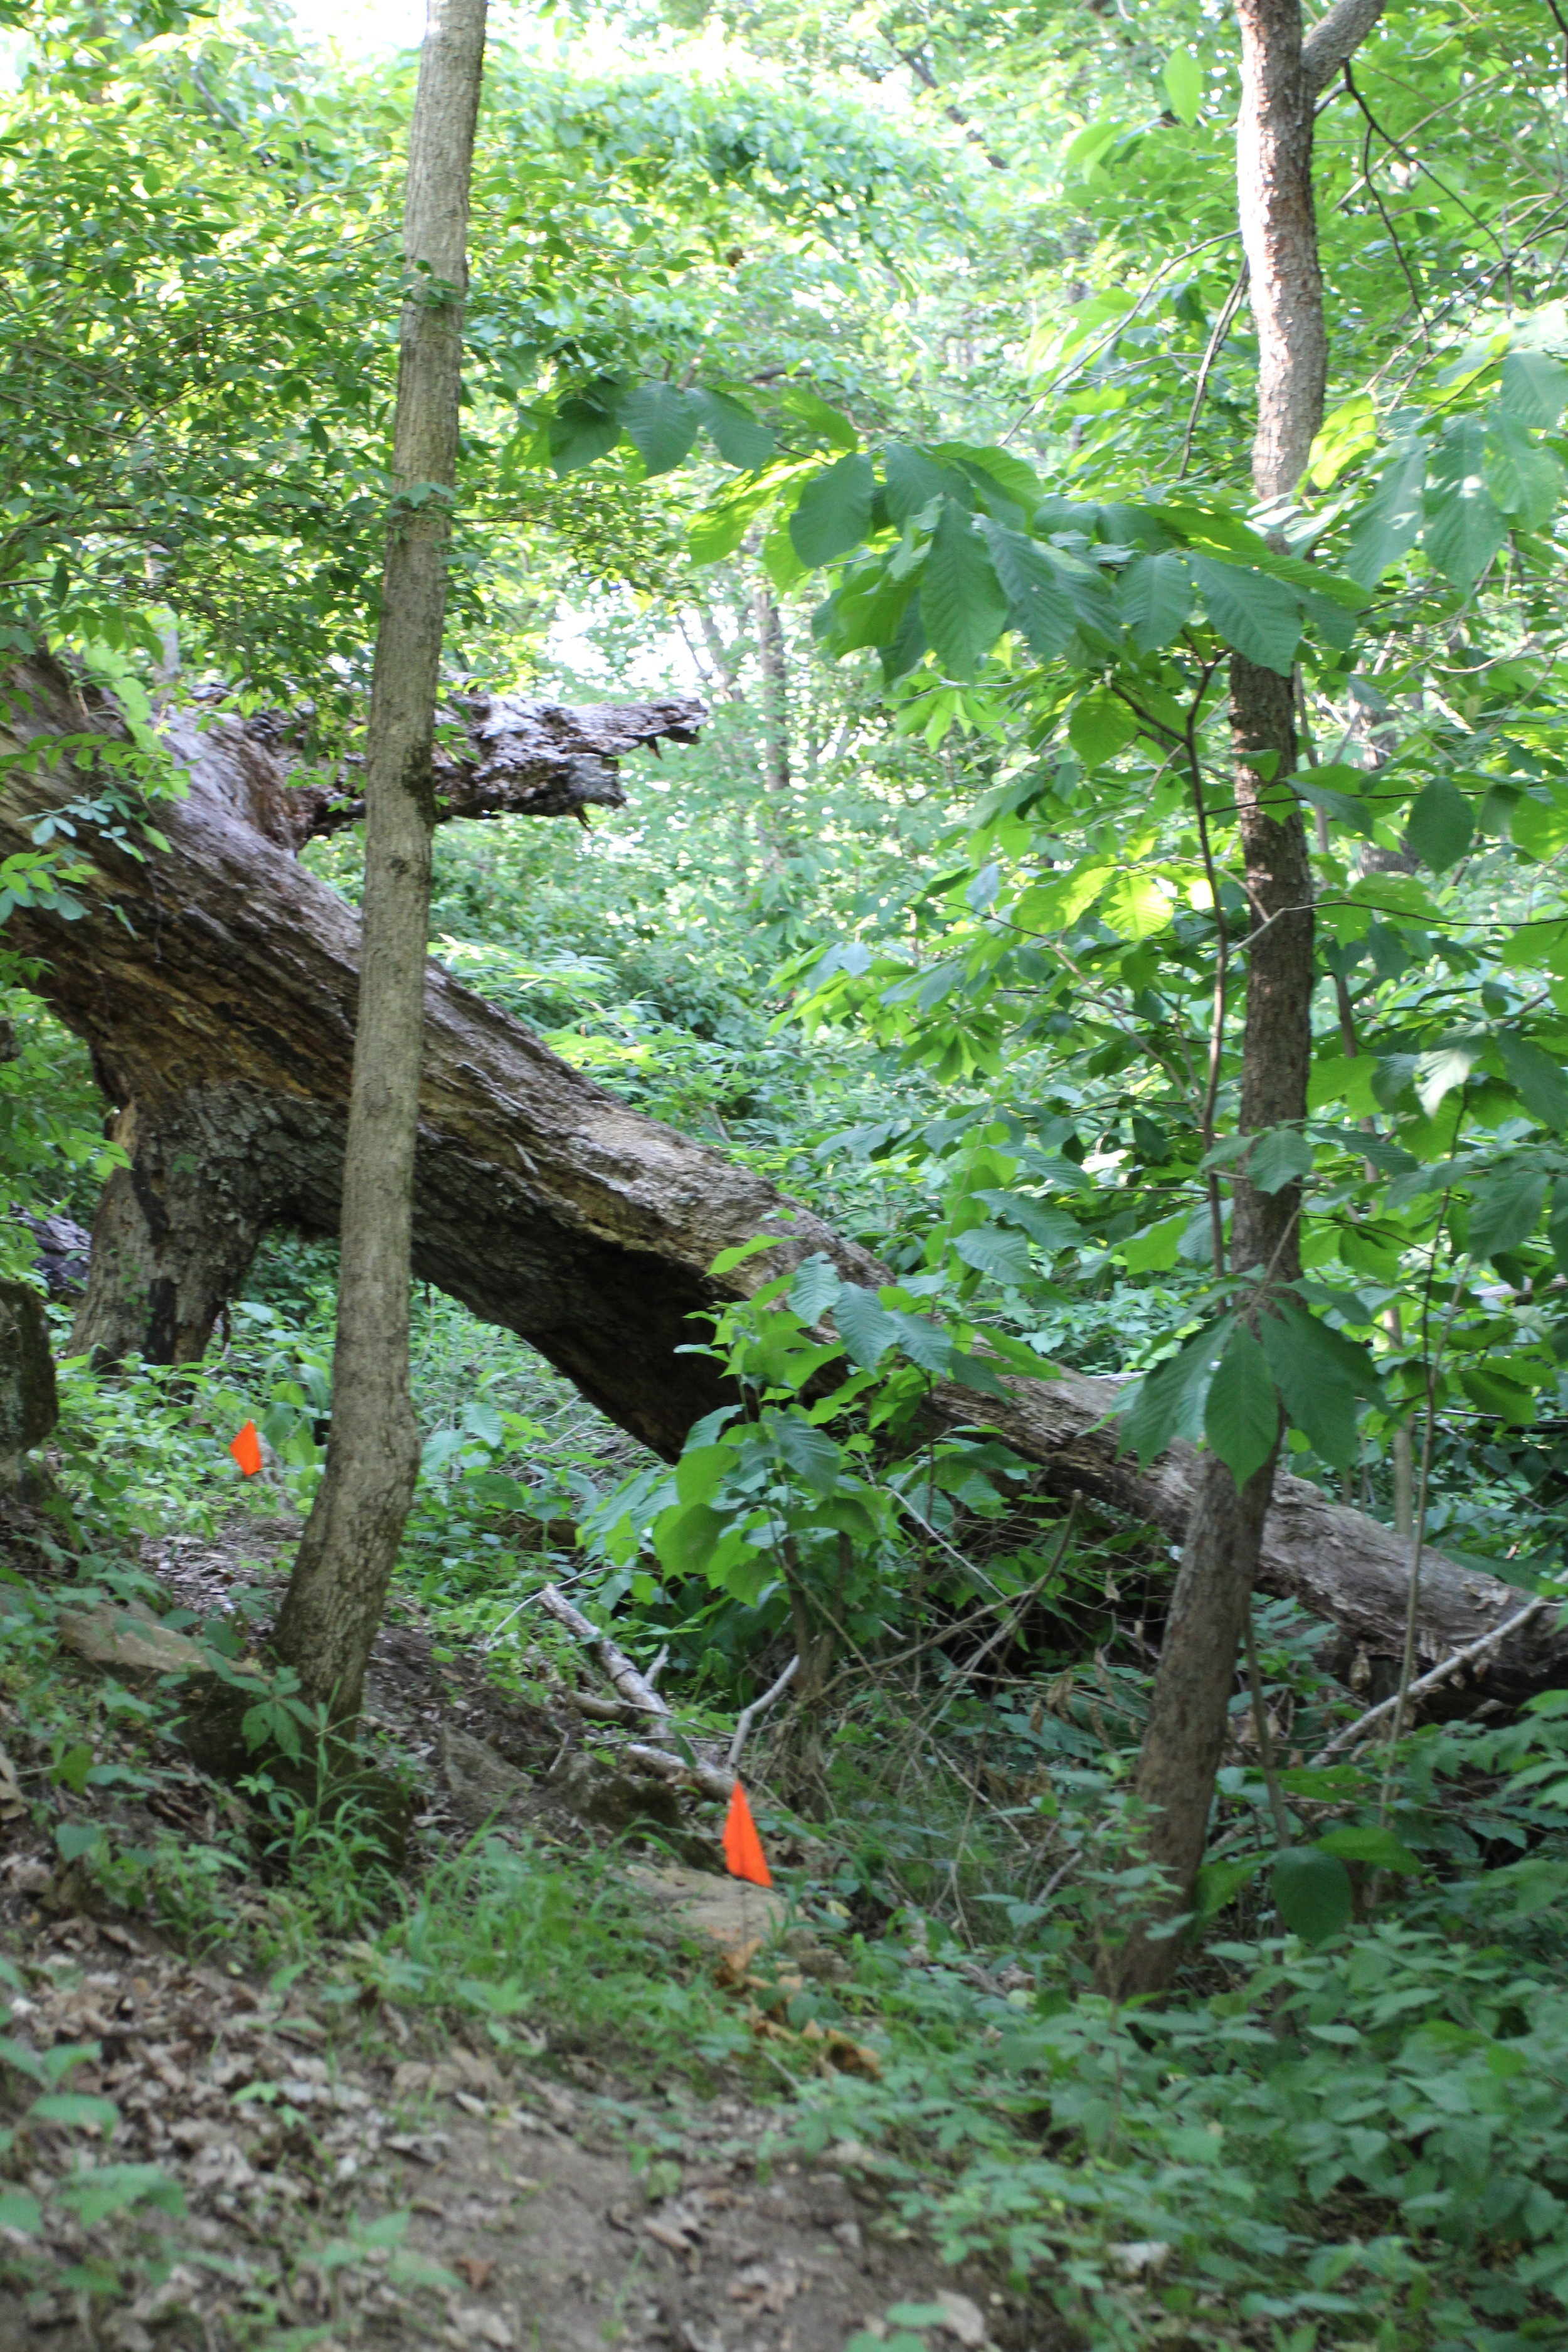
272, 0, 487, 1724
1115, 0, 1331, 1993
751, 585, 794, 863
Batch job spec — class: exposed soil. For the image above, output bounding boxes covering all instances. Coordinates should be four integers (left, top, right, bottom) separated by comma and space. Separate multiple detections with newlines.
0, 1507, 1076, 2352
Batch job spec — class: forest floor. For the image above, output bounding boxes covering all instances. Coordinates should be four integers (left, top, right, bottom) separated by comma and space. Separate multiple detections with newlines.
0, 1509, 1062, 2352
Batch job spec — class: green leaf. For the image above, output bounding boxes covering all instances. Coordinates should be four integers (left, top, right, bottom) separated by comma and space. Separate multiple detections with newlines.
675, 1445, 730, 1507
1315, 1824, 1420, 1872
653, 1502, 726, 1579
1459, 1365, 1538, 1426
788, 1254, 842, 1323
1249, 1128, 1313, 1195
771, 1416, 841, 1496
1116, 551, 1193, 652
1500, 347, 1568, 430
921, 499, 1009, 681
1120, 1317, 1234, 1465
1196, 1851, 1268, 1919
54, 2164, 184, 2225
974, 1189, 1083, 1251
1258, 1304, 1375, 1470
882, 442, 965, 526
834, 1283, 901, 1369
1190, 554, 1301, 675
1414, 1041, 1476, 1115
1467, 1165, 1547, 1261
888, 1311, 955, 1376
952, 1224, 1034, 1284
1068, 691, 1138, 766
1100, 871, 1175, 940
1405, 777, 1474, 872
936, 442, 1044, 519
789, 454, 876, 567
1485, 412, 1562, 530
780, 387, 858, 449
548, 393, 622, 476
0, 2190, 40, 2234
693, 388, 776, 470
1424, 416, 1507, 588
1162, 46, 1202, 124
981, 524, 1077, 661
618, 383, 701, 477
1497, 1033, 1568, 1130
29, 2092, 120, 2131
1273, 1848, 1353, 1943
1204, 1323, 1279, 1488
55, 1821, 105, 1863
1345, 439, 1427, 585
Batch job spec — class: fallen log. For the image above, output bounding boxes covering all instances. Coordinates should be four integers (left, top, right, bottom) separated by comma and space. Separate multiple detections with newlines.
3, 655, 1564, 1705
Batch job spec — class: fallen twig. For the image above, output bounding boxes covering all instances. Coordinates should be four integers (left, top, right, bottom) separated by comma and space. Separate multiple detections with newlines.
728, 1656, 799, 1769
1311, 1594, 1552, 1764
623, 1741, 733, 1801
538, 1584, 673, 1729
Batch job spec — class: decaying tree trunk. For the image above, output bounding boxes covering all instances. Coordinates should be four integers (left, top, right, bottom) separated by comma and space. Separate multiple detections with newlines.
2, 656, 1562, 1707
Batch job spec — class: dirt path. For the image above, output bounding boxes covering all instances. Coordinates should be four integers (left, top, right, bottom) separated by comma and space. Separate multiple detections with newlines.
0, 1904, 1022, 2352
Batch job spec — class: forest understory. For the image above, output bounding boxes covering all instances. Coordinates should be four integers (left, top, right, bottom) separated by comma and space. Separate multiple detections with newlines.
8, 0, 1568, 2345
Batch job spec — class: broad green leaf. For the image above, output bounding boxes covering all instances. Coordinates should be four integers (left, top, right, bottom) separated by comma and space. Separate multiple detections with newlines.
1415, 1041, 1478, 1115
1162, 46, 1202, 125
788, 1253, 842, 1323
1273, 1847, 1353, 1943
1405, 776, 1474, 872
1345, 439, 1427, 585
952, 1224, 1034, 1284
1509, 785, 1568, 860
1068, 691, 1138, 766
780, 386, 858, 448
1120, 1210, 1187, 1272
1190, 554, 1301, 675
1204, 1323, 1279, 1488
1100, 870, 1175, 940
1259, 1305, 1374, 1469
1460, 1365, 1538, 1425
1308, 393, 1377, 489
1196, 1851, 1269, 1919
936, 442, 1045, 518
921, 499, 1009, 681
763, 518, 810, 592
1467, 1165, 1547, 1261
1116, 551, 1193, 652
822, 564, 919, 657
1315, 1824, 1420, 1872
653, 1502, 726, 1578
789, 454, 876, 567
772, 1416, 841, 1496
1424, 417, 1507, 587
55, 1821, 105, 1863
693, 388, 776, 470
834, 1283, 901, 1369
1551, 1180, 1568, 1272
975, 1189, 1083, 1251
883, 442, 965, 525
548, 394, 622, 476
981, 523, 1077, 661
675, 1444, 731, 1508
1485, 412, 1562, 530
1296, 778, 1375, 837
688, 476, 779, 564
1498, 1033, 1568, 1130
1249, 1129, 1313, 1195
889, 1310, 955, 1376
0, 2191, 40, 2234
1501, 346, 1568, 429
618, 383, 701, 477
1120, 1317, 1234, 1464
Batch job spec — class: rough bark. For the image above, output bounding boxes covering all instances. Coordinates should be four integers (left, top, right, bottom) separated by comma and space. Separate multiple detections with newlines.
272, 0, 489, 1721
751, 585, 794, 860
3, 660, 1565, 1706
1116, 0, 1331, 1993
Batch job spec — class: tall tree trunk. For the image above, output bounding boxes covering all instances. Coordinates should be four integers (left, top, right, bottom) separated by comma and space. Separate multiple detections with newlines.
1114, 0, 1332, 1994
272, 0, 487, 1724
751, 585, 794, 864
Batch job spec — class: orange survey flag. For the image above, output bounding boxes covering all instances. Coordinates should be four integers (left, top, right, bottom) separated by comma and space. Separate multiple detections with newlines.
229, 1421, 263, 1477
723, 1780, 772, 1888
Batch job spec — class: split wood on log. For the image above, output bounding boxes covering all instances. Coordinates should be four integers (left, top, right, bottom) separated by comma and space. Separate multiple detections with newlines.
3, 655, 1564, 1707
